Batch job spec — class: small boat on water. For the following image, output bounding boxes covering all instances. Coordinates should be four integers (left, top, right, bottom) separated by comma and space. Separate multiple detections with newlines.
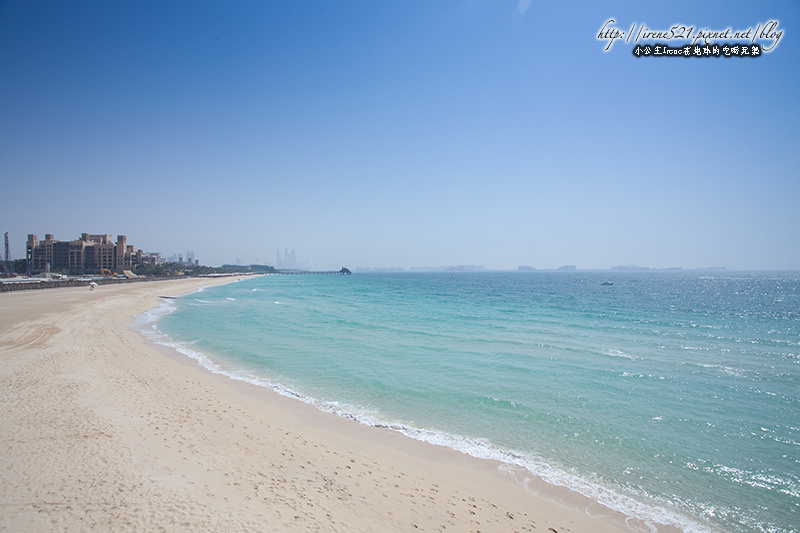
600, 281, 614, 286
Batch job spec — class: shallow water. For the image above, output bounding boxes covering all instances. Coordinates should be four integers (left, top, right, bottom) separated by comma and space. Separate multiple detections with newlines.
143, 271, 800, 533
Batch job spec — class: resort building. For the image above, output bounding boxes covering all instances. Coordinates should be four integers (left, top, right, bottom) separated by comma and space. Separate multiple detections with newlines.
26, 233, 153, 274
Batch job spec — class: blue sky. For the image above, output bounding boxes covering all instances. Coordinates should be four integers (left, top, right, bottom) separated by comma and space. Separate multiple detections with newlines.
1, 1, 798, 270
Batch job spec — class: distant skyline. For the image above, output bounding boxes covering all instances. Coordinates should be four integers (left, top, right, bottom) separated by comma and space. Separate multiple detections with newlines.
2, 1, 798, 270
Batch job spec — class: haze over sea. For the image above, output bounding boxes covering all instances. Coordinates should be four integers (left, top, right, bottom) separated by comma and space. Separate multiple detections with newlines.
135, 271, 800, 533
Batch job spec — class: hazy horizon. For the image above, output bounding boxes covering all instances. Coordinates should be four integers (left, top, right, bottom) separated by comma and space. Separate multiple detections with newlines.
2, 2, 798, 271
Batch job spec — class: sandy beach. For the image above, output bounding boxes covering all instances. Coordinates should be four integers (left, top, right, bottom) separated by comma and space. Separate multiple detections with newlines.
0, 277, 644, 532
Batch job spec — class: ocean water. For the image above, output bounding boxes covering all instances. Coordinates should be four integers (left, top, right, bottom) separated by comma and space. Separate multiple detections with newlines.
135, 271, 800, 533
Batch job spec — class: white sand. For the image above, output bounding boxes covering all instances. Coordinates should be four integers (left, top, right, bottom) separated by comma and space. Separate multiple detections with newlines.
0, 278, 666, 532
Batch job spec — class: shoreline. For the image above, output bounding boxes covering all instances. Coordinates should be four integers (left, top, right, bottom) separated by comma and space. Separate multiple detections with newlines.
1, 278, 674, 532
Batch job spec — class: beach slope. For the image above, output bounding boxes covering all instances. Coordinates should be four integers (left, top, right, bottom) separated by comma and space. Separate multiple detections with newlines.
1, 278, 632, 532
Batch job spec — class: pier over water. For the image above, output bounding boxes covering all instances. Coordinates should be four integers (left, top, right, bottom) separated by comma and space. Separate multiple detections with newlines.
277, 267, 352, 275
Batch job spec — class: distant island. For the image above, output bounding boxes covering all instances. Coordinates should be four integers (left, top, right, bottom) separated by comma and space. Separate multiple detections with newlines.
610, 265, 728, 272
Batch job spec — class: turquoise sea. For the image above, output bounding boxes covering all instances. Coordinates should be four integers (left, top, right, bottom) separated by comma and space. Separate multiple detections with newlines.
134, 271, 800, 533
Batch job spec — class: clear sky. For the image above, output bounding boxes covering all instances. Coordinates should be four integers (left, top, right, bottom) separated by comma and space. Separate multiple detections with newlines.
2, 1, 798, 270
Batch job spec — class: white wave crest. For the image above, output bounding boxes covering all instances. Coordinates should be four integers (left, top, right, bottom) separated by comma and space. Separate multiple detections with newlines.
603, 349, 637, 360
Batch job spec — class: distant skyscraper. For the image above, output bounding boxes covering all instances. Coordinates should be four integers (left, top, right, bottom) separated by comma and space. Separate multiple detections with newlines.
276, 248, 300, 269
